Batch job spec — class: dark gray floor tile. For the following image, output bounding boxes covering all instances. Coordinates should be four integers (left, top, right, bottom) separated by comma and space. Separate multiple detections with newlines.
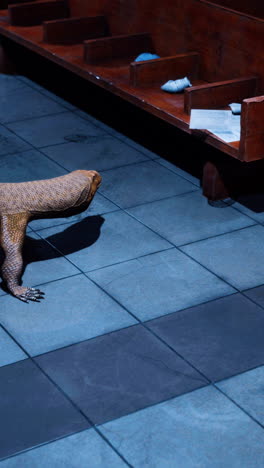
0, 327, 26, 368
128, 191, 254, 245
0, 359, 88, 460
217, 365, 264, 426
0, 125, 30, 156
0, 87, 66, 124
244, 284, 264, 308
99, 161, 197, 208
0, 274, 136, 356
0, 429, 127, 467
181, 225, 264, 290
29, 193, 118, 231
101, 385, 264, 468
35, 211, 171, 272
41, 136, 150, 172
7, 112, 105, 147
0, 149, 66, 182
36, 325, 207, 425
147, 293, 264, 382
88, 249, 234, 320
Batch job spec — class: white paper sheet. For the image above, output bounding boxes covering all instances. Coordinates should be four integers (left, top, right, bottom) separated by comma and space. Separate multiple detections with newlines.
189, 109, 241, 142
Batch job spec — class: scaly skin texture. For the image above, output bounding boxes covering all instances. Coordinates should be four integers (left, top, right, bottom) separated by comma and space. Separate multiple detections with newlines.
0, 170, 102, 302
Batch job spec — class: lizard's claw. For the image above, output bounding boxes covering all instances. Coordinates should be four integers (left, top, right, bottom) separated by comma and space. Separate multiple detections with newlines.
13, 286, 45, 303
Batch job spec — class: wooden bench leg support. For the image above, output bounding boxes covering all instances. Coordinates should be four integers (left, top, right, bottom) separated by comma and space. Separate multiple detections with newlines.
202, 161, 230, 201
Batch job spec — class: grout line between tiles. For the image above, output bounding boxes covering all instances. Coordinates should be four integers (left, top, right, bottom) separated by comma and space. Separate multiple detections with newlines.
32, 206, 264, 320
38, 134, 110, 150
112, 188, 199, 211
74, 110, 158, 161
212, 383, 264, 430
0, 428, 95, 465
15, 76, 77, 112
0, 125, 72, 174
177, 222, 259, 248
154, 159, 201, 188
3, 109, 70, 126
227, 202, 264, 225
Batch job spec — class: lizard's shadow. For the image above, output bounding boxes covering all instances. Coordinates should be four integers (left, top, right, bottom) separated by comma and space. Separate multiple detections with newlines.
0, 215, 105, 292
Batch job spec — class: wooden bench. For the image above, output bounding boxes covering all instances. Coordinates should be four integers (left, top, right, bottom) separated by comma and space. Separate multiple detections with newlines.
0, 0, 264, 201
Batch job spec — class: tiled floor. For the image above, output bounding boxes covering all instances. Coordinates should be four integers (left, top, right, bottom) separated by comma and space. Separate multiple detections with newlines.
0, 73, 264, 467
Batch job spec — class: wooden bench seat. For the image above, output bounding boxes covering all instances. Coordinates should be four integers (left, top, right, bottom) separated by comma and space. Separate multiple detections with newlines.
0, 0, 263, 200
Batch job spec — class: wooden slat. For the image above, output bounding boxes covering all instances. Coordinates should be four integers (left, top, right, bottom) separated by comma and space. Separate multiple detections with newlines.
184, 76, 258, 114
43, 15, 109, 44
202, 0, 264, 18
130, 52, 200, 87
8, 0, 69, 26
0, 0, 37, 9
239, 95, 264, 161
83, 33, 154, 64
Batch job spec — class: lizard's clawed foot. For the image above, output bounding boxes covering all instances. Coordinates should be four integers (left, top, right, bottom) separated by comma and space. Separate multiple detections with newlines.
12, 286, 45, 303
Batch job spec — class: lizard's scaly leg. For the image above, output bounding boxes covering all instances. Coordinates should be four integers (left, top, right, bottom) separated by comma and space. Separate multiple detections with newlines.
0, 212, 44, 302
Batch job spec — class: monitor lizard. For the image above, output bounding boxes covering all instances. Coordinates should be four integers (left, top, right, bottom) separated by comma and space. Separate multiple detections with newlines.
0, 169, 101, 302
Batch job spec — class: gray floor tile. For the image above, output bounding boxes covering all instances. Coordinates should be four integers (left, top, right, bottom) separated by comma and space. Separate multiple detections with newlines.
181, 225, 264, 290
35, 211, 171, 272
0, 75, 27, 96
29, 192, 118, 231
118, 135, 159, 160
244, 284, 264, 308
75, 110, 122, 137
147, 293, 264, 382
0, 359, 88, 460
0, 149, 66, 182
17, 76, 77, 110
75, 110, 159, 159
36, 325, 207, 425
0, 327, 27, 368
37, 89, 77, 111
7, 112, 105, 147
88, 249, 235, 321
99, 161, 197, 208
0, 274, 136, 356
0, 125, 31, 156
217, 366, 264, 426
128, 191, 254, 246
41, 136, 150, 172
100, 385, 264, 468
0, 429, 127, 467
0, 87, 66, 124
156, 158, 200, 186
76, 110, 159, 159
